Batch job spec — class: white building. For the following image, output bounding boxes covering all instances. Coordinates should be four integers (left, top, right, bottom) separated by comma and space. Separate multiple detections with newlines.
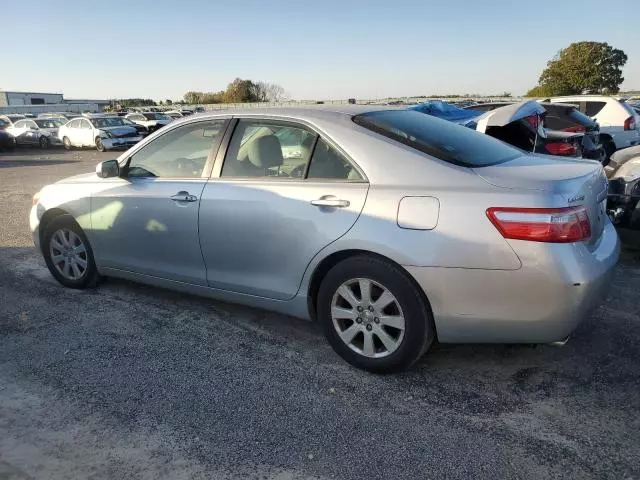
0, 91, 64, 106
0, 91, 110, 113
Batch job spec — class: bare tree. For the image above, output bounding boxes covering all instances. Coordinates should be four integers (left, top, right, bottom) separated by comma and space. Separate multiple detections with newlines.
255, 82, 290, 102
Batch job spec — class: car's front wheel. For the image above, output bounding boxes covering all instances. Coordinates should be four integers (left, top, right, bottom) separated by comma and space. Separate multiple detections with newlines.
42, 215, 100, 289
317, 255, 435, 373
95, 137, 106, 152
63, 137, 72, 150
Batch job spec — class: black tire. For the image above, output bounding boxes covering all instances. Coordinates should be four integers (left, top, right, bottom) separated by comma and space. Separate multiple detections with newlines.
39, 136, 49, 149
63, 137, 72, 150
42, 214, 100, 289
95, 137, 106, 152
317, 255, 435, 373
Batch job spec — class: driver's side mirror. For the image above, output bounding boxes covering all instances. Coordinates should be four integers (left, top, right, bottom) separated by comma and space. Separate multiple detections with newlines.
97, 159, 120, 178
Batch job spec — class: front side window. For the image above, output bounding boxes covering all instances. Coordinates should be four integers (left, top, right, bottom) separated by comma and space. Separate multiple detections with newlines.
80, 119, 92, 129
126, 120, 227, 178
14, 120, 26, 128
221, 120, 317, 178
353, 110, 520, 167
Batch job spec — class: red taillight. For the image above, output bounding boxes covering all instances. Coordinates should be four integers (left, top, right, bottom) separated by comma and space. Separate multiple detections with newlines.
562, 125, 585, 133
486, 206, 591, 243
624, 116, 636, 130
544, 142, 577, 156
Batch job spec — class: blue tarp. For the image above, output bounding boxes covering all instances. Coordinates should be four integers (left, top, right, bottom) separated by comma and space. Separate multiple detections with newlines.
409, 100, 480, 124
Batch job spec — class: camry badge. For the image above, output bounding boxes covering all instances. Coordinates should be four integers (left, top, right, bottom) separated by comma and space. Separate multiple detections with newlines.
568, 194, 585, 204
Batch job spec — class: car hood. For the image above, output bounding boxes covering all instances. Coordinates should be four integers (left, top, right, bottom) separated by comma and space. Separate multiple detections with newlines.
100, 126, 138, 135
55, 172, 100, 184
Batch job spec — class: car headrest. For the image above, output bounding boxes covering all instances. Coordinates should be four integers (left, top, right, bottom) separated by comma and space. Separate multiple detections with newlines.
247, 135, 283, 168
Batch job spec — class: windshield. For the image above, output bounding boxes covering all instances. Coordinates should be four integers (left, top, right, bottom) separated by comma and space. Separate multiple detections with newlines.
353, 110, 521, 167
143, 112, 170, 121
35, 119, 62, 128
90, 117, 127, 128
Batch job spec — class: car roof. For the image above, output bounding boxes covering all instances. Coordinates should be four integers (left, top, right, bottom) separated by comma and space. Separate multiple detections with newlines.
550, 95, 615, 101
190, 105, 396, 122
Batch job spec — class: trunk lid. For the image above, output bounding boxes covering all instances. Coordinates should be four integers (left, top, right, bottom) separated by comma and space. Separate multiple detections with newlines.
474, 155, 609, 246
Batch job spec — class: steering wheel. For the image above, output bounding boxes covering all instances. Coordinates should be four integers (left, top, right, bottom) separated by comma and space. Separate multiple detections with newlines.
175, 157, 201, 175
289, 163, 306, 178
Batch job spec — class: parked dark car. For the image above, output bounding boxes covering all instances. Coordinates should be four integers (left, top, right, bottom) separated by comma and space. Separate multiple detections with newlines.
416, 101, 585, 159
465, 101, 604, 161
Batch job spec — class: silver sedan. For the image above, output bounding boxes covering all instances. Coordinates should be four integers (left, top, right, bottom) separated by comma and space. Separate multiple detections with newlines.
30, 106, 620, 372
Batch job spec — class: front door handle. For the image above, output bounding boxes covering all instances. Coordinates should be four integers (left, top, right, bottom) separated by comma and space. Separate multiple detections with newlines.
170, 191, 198, 202
311, 197, 350, 208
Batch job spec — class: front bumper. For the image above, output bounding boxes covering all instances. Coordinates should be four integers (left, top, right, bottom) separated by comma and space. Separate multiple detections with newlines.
101, 136, 143, 150
406, 221, 620, 343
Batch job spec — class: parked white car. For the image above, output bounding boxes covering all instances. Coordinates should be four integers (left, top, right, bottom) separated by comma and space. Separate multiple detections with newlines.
125, 112, 172, 133
58, 116, 143, 151
546, 96, 640, 156
7, 118, 64, 148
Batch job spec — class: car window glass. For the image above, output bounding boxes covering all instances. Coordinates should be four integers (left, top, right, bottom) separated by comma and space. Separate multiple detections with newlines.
14, 120, 26, 128
307, 138, 363, 180
69, 119, 80, 128
126, 120, 226, 178
81, 120, 92, 129
585, 101, 606, 117
353, 110, 520, 167
221, 120, 317, 179
28, 121, 38, 129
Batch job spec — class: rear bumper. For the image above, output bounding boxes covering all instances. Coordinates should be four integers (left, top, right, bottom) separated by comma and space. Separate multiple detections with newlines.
406, 221, 620, 343
101, 136, 143, 150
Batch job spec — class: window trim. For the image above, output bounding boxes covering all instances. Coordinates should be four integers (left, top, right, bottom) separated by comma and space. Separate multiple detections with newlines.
118, 118, 231, 180
211, 116, 368, 183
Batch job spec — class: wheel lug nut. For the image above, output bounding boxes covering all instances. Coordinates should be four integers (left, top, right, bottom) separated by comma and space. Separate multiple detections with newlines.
366, 324, 373, 331
368, 306, 374, 312
357, 306, 363, 312
356, 317, 362, 324
374, 317, 379, 323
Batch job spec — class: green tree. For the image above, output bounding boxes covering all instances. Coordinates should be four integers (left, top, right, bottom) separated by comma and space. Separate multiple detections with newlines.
165, 99, 173, 105
223, 78, 259, 103
526, 41, 627, 96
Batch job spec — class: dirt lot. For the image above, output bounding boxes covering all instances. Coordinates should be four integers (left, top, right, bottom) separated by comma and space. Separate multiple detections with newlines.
1, 148, 639, 480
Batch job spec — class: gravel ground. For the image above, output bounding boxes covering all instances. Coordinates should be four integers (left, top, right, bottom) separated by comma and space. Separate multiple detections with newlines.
1, 148, 639, 480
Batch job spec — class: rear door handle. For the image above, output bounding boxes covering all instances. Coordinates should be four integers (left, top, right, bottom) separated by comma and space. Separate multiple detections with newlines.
311, 197, 350, 208
170, 191, 198, 202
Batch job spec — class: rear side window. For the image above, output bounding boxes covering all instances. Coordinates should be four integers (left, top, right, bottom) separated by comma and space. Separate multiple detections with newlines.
584, 101, 606, 117
353, 110, 520, 167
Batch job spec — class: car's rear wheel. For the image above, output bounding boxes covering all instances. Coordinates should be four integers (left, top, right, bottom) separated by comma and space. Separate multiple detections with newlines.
95, 137, 106, 152
42, 215, 100, 289
63, 137, 72, 150
317, 255, 435, 372
39, 136, 49, 149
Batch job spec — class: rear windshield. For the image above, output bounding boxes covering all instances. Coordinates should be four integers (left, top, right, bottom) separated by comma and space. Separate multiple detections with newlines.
353, 110, 521, 167
620, 101, 637, 117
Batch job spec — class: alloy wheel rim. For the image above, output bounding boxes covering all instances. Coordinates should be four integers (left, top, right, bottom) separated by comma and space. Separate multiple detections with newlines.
331, 278, 405, 358
49, 228, 88, 281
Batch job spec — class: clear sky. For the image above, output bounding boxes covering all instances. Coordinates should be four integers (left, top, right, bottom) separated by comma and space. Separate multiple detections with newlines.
1, 0, 639, 101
